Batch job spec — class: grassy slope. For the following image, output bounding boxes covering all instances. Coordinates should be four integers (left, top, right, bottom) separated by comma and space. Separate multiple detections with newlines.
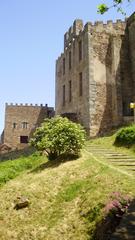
88, 131, 135, 156
0, 139, 135, 240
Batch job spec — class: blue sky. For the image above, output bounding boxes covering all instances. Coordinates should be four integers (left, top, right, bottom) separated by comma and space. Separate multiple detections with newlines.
0, 0, 135, 133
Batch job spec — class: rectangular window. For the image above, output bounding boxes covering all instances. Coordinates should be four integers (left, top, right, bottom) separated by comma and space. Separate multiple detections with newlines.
79, 72, 83, 96
69, 80, 72, 102
22, 122, 28, 129
63, 85, 65, 106
63, 58, 65, 75
20, 136, 28, 144
69, 51, 71, 70
79, 40, 82, 61
13, 122, 17, 129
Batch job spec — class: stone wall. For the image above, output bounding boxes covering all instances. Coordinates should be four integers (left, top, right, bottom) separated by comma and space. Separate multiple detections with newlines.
56, 13, 135, 137
3, 103, 54, 149
128, 13, 135, 101
55, 20, 91, 133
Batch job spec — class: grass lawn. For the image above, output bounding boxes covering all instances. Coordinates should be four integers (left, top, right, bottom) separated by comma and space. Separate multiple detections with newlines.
0, 137, 135, 240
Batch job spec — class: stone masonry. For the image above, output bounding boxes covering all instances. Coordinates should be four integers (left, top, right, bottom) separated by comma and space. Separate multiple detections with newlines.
2, 103, 54, 149
55, 12, 135, 137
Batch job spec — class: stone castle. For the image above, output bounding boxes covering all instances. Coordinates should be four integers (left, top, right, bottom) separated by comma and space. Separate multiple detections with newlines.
55, 12, 135, 136
1, 12, 135, 150
1, 103, 54, 150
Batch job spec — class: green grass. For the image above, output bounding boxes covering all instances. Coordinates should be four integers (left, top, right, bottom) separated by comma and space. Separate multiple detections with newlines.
0, 152, 47, 187
0, 136, 135, 239
87, 130, 135, 156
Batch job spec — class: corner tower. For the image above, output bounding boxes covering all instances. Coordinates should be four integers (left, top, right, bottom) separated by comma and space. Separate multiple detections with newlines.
56, 16, 134, 136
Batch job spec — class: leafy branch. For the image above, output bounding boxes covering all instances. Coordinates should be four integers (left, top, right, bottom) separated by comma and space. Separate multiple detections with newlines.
97, 0, 133, 15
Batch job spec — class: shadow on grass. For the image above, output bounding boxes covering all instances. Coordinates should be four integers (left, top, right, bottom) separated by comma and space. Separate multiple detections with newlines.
30, 153, 79, 173
0, 147, 35, 162
93, 199, 135, 240
113, 140, 135, 153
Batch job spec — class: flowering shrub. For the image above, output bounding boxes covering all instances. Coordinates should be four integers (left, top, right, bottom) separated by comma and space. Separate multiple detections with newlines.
94, 192, 131, 239
30, 116, 86, 160
105, 192, 131, 218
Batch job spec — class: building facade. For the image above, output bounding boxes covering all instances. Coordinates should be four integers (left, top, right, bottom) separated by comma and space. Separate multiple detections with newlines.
55, 12, 135, 136
2, 103, 54, 149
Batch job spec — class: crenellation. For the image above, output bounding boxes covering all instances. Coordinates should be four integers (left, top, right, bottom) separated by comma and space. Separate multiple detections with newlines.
56, 12, 135, 137
2, 103, 55, 149
73, 19, 83, 35
63, 18, 127, 52
64, 19, 84, 49
107, 20, 113, 24
116, 19, 123, 23
5, 103, 52, 108
94, 21, 104, 26
84, 22, 92, 33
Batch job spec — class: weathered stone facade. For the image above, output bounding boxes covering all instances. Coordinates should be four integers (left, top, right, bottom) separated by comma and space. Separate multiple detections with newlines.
2, 103, 54, 149
55, 13, 135, 136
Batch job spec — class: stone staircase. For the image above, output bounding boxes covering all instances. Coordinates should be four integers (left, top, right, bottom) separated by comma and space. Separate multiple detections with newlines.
86, 145, 135, 176
86, 144, 135, 239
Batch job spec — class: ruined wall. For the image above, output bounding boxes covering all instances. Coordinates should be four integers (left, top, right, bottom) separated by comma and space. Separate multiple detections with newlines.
3, 103, 54, 149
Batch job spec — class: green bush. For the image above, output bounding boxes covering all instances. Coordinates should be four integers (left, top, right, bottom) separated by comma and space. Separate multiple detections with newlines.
115, 125, 135, 146
30, 116, 86, 160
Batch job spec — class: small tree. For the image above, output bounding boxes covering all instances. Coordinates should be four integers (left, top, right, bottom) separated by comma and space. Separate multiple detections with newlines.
30, 116, 86, 160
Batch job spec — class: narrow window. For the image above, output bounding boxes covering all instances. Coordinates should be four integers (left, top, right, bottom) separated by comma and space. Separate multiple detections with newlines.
79, 40, 82, 61
63, 85, 65, 106
63, 58, 65, 75
13, 122, 17, 129
22, 122, 28, 129
69, 80, 72, 102
69, 51, 71, 70
79, 72, 83, 96
20, 136, 28, 143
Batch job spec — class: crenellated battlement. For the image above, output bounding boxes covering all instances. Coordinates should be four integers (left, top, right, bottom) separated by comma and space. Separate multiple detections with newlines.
56, 11, 135, 138
5, 103, 48, 107
64, 19, 83, 49
64, 18, 126, 50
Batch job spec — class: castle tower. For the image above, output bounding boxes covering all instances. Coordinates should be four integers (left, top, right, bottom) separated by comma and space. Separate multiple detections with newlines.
55, 16, 134, 136
2, 103, 54, 149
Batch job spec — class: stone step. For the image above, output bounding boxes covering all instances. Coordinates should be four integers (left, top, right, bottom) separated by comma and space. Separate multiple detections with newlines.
89, 150, 116, 154
117, 164, 135, 167
111, 160, 135, 163
106, 156, 134, 159
127, 169, 135, 171
87, 149, 108, 151
105, 153, 132, 156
